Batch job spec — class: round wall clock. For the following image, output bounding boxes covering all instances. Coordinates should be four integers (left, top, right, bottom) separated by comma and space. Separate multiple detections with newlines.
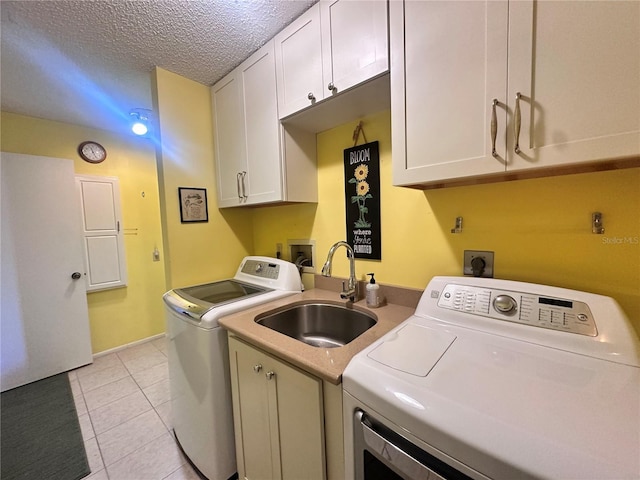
78, 141, 107, 163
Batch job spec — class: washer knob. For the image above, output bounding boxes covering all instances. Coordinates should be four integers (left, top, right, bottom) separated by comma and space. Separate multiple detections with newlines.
493, 295, 517, 315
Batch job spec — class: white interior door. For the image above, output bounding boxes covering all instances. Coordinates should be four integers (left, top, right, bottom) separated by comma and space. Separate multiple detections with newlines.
1, 152, 92, 392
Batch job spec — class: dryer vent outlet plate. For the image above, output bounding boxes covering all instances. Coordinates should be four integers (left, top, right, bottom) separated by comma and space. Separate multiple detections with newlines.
463, 250, 494, 278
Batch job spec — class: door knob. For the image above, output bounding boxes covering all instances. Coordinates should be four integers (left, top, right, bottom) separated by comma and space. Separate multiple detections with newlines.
71, 272, 82, 280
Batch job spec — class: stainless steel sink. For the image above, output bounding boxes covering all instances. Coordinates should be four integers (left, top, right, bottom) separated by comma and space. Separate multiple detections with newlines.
255, 301, 377, 348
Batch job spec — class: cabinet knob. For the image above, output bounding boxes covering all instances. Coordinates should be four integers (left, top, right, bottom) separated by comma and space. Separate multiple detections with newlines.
265, 371, 275, 380
253, 364, 262, 373
328, 82, 335, 92
307, 92, 316, 102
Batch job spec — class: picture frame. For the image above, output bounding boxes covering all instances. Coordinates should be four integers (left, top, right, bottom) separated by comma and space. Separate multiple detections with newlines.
178, 187, 208, 223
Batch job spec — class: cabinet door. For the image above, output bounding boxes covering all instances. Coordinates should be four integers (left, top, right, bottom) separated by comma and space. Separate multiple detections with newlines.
272, 355, 325, 480
212, 71, 246, 207
508, 1, 640, 170
320, 0, 388, 94
240, 41, 284, 205
230, 339, 277, 480
391, 0, 509, 186
229, 336, 326, 480
76, 175, 127, 291
275, 3, 324, 119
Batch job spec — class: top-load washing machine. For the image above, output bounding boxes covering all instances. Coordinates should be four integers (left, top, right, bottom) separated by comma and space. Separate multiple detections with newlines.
163, 256, 301, 480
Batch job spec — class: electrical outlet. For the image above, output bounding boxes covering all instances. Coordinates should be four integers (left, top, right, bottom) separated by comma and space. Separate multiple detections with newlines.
463, 250, 494, 277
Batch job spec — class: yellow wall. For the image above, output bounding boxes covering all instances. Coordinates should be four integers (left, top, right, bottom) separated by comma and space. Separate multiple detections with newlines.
252, 110, 640, 332
3, 94, 638, 352
1, 111, 168, 352
151, 67, 254, 288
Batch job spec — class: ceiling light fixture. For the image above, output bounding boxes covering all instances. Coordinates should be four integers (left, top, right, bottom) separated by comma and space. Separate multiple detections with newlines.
129, 108, 152, 136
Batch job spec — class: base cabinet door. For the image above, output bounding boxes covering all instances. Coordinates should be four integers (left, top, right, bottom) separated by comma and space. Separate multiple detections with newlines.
229, 335, 326, 480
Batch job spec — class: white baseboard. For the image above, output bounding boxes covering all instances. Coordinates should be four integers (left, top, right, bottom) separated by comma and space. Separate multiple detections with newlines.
93, 332, 167, 358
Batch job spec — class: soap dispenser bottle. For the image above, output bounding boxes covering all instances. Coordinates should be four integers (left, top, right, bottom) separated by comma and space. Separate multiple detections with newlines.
366, 273, 380, 308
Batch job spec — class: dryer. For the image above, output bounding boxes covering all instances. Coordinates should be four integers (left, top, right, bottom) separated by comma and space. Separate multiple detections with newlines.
343, 276, 640, 479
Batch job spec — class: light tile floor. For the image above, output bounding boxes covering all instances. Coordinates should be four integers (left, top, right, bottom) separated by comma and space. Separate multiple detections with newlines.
68, 336, 203, 480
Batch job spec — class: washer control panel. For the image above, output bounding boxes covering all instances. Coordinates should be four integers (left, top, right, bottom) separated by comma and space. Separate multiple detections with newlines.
241, 260, 280, 280
437, 284, 597, 336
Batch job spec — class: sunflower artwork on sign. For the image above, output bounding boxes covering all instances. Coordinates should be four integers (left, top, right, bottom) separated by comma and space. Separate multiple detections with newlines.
349, 164, 372, 228
343, 140, 381, 260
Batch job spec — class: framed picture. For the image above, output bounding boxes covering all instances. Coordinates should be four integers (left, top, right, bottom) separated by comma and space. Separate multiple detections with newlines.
178, 187, 208, 223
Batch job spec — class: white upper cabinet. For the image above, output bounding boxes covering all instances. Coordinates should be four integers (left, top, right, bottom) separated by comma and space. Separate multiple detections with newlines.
275, 0, 389, 120
391, 0, 509, 186
213, 42, 282, 207
392, 0, 640, 187
507, 1, 640, 171
212, 41, 317, 208
212, 71, 247, 206
320, 0, 388, 96
274, 4, 325, 120
240, 42, 284, 206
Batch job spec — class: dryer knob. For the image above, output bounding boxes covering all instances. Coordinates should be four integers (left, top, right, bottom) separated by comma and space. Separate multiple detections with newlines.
493, 295, 517, 315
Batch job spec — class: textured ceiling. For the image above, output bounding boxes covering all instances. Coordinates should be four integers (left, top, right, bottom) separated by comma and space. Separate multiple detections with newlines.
0, 0, 316, 134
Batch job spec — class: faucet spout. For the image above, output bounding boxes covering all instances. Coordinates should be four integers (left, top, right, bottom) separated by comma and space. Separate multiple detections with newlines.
322, 241, 358, 301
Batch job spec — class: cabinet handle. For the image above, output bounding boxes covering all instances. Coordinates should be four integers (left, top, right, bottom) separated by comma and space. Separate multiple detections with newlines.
514, 92, 522, 154
236, 172, 243, 200
491, 99, 498, 158
240, 171, 248, 199
307, 92, 316, 102
253, 364, 262, 373
328, 82, 335, 92
265, 371, 275, 380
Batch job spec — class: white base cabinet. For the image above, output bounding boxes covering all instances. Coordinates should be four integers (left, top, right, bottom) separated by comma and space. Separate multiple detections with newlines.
228, 335, 326, 480
391, 0, 640, 188
212, 41, 317, 208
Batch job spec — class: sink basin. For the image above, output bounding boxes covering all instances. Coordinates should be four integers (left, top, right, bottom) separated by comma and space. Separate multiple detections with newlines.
255, 301, 377, 348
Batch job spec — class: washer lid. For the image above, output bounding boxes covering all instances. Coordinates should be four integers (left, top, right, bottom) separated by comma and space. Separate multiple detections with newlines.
163, 279, 271, 321
177, 279, 269, 306
367, 324, 456, 376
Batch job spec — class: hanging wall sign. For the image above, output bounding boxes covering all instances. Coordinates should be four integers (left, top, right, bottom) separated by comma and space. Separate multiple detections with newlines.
344, 141, 381, 260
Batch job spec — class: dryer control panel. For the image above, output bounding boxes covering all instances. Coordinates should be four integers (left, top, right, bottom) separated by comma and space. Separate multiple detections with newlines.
437, 284, 597, 336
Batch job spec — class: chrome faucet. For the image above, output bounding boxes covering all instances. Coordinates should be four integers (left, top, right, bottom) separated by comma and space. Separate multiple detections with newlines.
321, 241, 358, 301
